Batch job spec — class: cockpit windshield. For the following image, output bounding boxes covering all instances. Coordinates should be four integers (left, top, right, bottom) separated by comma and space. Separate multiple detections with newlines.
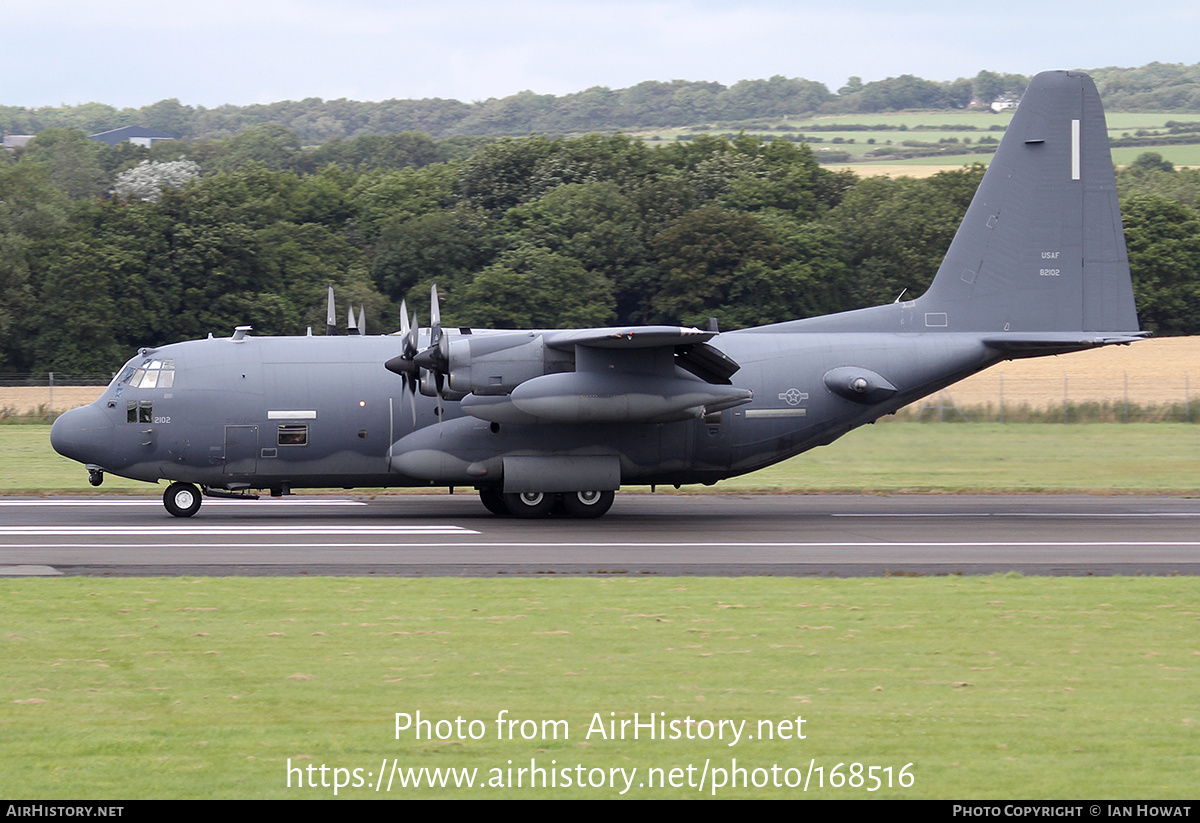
116, 358, 176, 389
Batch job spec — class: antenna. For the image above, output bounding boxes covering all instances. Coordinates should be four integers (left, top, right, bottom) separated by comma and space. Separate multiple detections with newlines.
325, 285, 337, 336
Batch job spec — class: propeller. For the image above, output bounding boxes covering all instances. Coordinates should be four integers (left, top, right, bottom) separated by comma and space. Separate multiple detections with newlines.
414, 285, 452, 419
325, 285, 337, 336
385, 285, 455, 423
384, 300, 420, 424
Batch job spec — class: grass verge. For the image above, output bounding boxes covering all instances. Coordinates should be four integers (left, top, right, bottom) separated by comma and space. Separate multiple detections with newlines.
7, 422, 1200, 496
2, 576, 1196, 799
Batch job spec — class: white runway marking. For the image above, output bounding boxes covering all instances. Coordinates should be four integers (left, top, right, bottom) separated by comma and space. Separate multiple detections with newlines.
4, 540, 1198, 549
832, 512, 1200, 518
0, 500, 368, 507
0, 525, 478, 536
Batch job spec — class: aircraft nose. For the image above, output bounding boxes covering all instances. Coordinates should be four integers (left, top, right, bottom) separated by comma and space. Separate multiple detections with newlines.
50, 404, 114, 467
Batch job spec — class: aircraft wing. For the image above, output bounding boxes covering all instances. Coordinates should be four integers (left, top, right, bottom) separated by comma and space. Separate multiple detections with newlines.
545, 325, 741, 385
544, 325, 714, 350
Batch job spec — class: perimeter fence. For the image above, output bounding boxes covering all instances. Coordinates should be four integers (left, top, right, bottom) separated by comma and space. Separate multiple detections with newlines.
1, 370, 1197, 423
0, 372, 114, 387
899, 371, 1197, 423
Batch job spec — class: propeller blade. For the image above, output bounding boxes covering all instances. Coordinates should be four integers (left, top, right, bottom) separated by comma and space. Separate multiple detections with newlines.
325, 285, 336, 336
358, 305, 366, 335
388, 298, 422, 426
414, 285, 450, 374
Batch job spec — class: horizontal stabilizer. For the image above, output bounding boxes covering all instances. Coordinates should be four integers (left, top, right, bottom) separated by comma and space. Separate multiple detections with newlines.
983, 331, 1150, 357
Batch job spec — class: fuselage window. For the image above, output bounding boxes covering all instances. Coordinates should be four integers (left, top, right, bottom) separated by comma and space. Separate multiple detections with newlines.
278, 424, 308, 446
128, 400, 152, 423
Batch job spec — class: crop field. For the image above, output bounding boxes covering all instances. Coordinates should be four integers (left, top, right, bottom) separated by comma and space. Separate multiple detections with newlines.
1, 386, 102, 420
921, 336, 1199, 412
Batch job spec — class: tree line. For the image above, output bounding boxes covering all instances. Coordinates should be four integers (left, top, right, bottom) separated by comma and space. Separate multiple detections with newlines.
20, 64, 1200, 145
0, 71, 1018, 143
2, 130, 1197, 377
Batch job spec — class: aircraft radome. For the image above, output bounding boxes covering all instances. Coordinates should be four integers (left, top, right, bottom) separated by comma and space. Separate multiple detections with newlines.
51, 71, 1146, 519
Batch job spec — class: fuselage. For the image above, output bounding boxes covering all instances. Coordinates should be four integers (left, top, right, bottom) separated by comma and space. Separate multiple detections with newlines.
50, 325, 1004, 494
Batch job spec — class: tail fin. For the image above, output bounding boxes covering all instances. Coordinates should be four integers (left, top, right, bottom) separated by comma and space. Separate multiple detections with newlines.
919, 70, 1140, 335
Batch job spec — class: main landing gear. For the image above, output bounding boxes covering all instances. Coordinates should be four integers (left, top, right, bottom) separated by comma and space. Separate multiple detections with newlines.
478, 487, 615, 519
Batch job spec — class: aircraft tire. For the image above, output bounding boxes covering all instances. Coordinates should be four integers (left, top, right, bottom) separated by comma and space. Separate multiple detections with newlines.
164, 482, 202, 518
478, 486, 509, 516
502, 491, 555, 518
560, 490, 615, 519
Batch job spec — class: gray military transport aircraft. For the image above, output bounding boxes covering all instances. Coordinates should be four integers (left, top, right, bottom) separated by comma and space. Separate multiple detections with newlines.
51, 71, 1146, 519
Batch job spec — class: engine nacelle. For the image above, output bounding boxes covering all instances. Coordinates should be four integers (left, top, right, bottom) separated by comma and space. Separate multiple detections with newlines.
446, 332, 572, 396
460, 372, 752, 424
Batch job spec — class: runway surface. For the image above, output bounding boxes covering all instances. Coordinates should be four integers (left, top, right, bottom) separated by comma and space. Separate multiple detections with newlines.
2, 493, 1199, 577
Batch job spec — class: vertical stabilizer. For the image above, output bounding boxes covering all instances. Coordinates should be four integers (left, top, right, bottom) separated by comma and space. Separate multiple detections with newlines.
919, 70, 1139, 334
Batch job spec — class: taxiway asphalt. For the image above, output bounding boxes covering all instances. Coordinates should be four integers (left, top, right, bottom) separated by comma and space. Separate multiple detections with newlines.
2, 493, 1198, 577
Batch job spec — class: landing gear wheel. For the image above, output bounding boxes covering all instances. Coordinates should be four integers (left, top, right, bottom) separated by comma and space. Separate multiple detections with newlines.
164, 482, 202, 518
478, 486, 509, 516
502, 491, 555, 518
560, 490, 615, 519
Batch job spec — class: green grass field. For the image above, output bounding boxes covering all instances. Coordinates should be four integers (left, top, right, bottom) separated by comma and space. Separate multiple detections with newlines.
8, 421, 1198, 496
2, 575, 1197, 799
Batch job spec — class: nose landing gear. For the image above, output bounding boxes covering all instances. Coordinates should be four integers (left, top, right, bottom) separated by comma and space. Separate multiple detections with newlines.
163, 481, 202, 518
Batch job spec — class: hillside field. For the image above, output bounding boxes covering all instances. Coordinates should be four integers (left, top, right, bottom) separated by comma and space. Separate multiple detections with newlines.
645, 110, 1200, 170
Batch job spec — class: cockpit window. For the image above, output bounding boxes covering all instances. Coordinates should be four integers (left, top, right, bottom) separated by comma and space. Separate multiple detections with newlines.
127, 400, 153, 423
122, 359, 175, 389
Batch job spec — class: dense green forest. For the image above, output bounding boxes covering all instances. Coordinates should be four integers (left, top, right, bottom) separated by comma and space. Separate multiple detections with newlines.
2, 124, 1198, 378
4, 64, 1200, 143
